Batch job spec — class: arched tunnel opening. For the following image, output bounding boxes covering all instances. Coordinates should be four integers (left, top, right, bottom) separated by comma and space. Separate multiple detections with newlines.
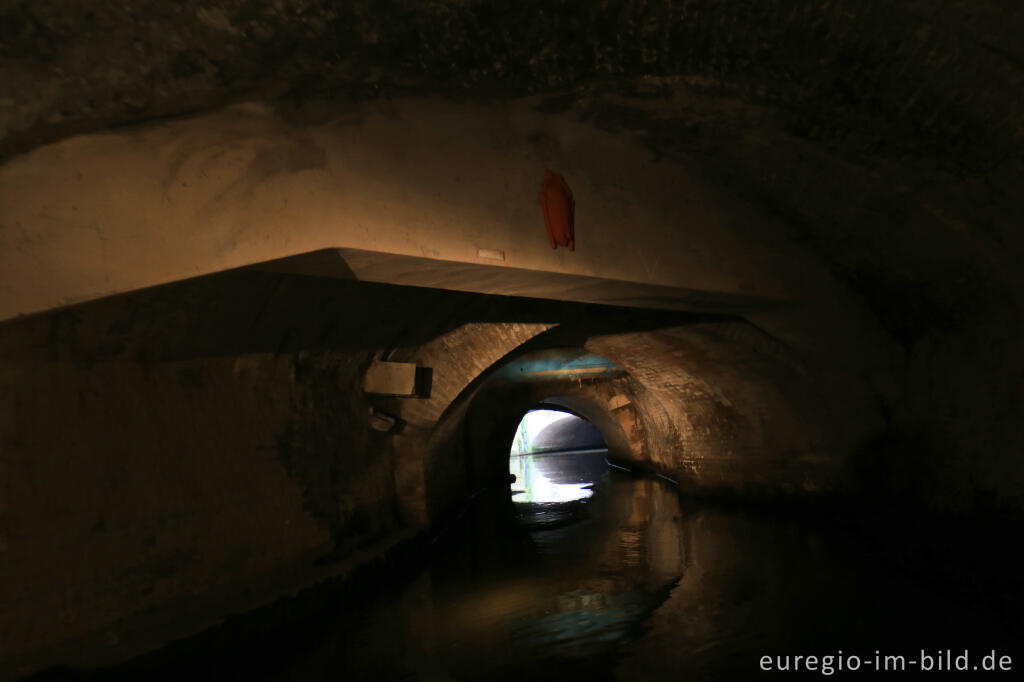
508, 406, 610, 504
3, 2, 1024, 678
511, 407, 610, 458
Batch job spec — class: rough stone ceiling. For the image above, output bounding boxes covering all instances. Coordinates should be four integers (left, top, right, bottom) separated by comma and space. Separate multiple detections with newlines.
2, 0, 1022, 347
3, 1, 1020, 161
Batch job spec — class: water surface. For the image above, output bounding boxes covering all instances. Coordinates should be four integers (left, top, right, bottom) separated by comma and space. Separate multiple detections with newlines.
32, 452, 1023, 681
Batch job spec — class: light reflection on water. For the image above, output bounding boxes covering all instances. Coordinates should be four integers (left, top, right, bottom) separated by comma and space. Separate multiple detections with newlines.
509, 451, 606, 503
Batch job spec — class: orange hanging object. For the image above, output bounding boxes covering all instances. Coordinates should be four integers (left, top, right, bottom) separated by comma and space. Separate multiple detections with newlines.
539, 169, 575, 251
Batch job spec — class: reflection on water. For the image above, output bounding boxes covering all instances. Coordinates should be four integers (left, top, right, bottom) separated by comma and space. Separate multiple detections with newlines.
32, 452, 1023, 682
264, 460, 1019, 681
509, 450, 607, 503
396, 458, 685, 682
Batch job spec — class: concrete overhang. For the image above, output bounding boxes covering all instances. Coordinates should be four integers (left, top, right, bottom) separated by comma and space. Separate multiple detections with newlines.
250, 247, 785, 315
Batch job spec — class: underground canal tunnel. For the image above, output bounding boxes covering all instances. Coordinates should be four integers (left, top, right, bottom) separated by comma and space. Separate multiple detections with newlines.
1, 1, 1023, 679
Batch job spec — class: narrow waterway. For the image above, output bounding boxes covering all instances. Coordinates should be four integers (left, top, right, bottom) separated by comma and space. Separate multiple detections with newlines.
30, 451, 1022, 681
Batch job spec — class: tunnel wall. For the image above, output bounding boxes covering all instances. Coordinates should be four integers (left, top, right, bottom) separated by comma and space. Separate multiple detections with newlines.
589, 323, 887, 498
0, 271, 423, 676
0, 353, 377, 675
0, 269, 578, 675
375, 320, 555, 526
2, 268, 711, 675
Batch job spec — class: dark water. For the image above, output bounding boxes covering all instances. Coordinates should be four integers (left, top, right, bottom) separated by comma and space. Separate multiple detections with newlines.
256, 452, 1022, 680
32, 452, 1023, 681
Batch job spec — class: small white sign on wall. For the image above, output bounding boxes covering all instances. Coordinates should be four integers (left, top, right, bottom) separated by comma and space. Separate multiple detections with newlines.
363, 361, 418, 396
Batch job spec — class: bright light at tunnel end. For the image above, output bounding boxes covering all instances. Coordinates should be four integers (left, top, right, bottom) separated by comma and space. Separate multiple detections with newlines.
509, 409, 606, 504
